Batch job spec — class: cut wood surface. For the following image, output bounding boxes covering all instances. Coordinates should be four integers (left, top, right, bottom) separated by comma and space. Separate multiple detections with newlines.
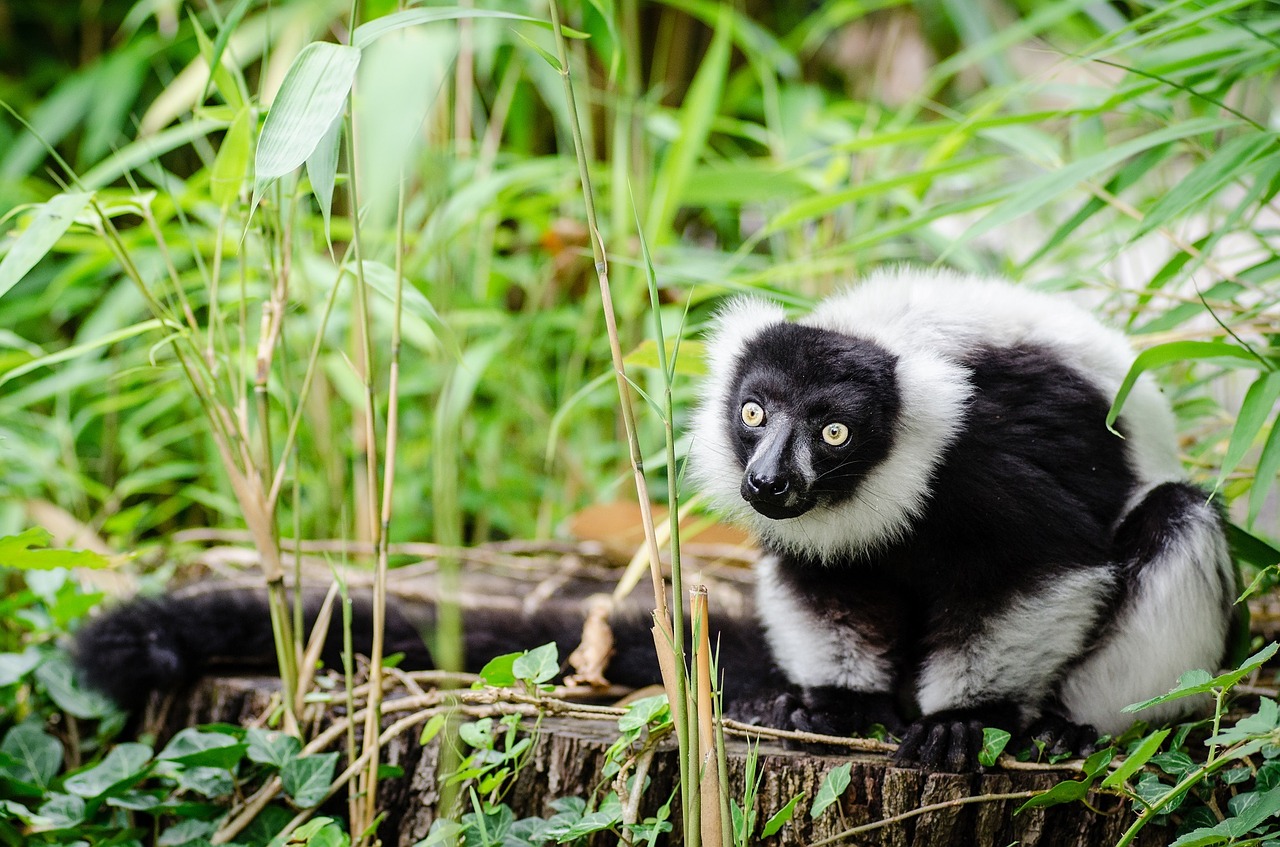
174, 676, 1171, 847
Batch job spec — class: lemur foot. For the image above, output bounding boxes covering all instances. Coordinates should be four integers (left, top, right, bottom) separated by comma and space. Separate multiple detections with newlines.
1018, 715, 1102, 761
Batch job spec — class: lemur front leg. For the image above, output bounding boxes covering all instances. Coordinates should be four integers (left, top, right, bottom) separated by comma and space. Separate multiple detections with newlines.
904, 566, 1120, 771
750, 554, 907, 738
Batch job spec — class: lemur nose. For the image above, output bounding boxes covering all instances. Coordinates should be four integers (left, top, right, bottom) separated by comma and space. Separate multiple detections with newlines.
746, 472, 789, 498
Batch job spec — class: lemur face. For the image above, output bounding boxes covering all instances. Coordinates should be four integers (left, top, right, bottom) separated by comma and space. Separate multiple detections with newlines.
725, 323, 900, 520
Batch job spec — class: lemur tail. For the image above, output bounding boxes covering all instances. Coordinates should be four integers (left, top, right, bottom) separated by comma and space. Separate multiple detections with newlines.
73, 585, 782, 711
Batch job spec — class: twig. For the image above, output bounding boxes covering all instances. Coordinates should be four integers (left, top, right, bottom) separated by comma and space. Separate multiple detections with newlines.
806, 790, 1045, 847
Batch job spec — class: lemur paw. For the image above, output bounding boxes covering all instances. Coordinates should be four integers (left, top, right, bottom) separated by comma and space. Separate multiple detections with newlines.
894, 714, 987, 772
759, 687, 901, 741
1018, 715, 1102, 761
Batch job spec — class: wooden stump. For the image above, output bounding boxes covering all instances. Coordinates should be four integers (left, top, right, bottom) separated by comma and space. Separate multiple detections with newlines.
174, 676, 1170, 847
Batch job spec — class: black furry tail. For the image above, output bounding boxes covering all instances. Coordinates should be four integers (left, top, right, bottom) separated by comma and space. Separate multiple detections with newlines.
73, 586, 787, 712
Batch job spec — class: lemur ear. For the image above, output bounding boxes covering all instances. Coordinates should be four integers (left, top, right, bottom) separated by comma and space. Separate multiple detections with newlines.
702, 297, 787, 377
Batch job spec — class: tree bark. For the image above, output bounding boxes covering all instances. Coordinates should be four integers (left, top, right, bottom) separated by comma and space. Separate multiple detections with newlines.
177, 676, 1170, 847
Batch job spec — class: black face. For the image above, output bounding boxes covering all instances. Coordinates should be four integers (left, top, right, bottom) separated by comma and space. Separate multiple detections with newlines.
726, 323, 900, 520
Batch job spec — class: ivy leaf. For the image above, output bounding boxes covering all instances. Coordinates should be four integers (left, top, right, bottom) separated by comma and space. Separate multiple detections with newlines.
476, 652, 520, 688
810, 762, 851, 819
281, 752, 338, 808
1016, 778, 1089, 813
512, 643, 559, 685
246, 728, 301, 769
762, 792, 804, 838
0, 722, 63, 788
63, 743, 153, 799
979, 728, 1011, 767
618, 695, 670, 732
158, 728, 246, 770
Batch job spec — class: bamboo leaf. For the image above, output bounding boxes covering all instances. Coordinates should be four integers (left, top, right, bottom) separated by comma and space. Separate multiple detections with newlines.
306, 114, 342, 244
352, 8, 549, 50
1101, 729, 1170, 788
210, 105, 253, 207
0, 318, 167, 386
644, 2, 732, 245
949, 117, 1236, 255
1218, 371, 1280, 491
1134, 133, 1277, 239
254, 42, 361, 193
81, 118, 225, 189
0, 192, 94, 302
1249, 417, 1280, 528
1107, 341, 1270, 431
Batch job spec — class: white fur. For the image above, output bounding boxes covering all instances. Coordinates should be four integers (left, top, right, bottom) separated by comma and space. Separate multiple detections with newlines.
915, 568, 1117, 725
1058, 496, 1234, 735
755, 554, 896, 692
689, 267, 1184, 561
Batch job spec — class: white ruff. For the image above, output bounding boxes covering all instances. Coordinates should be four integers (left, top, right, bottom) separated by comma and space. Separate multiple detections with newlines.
688, 267, 1183, 561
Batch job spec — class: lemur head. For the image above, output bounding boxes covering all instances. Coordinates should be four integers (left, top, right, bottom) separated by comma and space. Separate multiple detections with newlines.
690, 293, 968, 561
726, 322, 900, 519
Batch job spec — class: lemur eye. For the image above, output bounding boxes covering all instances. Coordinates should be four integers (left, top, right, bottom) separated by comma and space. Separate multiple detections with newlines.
822, 423, 849, 446
741, 402, 765, 427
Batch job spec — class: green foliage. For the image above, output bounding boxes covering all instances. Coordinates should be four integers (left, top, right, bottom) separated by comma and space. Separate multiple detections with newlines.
3, 0, 1280, 843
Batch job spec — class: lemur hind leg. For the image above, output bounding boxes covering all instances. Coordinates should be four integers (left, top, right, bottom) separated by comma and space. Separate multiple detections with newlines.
1057, 482, 1237, 736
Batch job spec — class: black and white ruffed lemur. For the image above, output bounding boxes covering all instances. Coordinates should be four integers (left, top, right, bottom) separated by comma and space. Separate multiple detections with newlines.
73, 268, 1238, 771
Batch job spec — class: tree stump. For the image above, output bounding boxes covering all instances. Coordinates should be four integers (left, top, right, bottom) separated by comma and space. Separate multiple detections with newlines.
175, 676, 1170, 847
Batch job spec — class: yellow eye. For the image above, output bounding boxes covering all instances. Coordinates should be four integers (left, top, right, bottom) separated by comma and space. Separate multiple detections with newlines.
741, 402, 765, 427
822, 423, 849, 446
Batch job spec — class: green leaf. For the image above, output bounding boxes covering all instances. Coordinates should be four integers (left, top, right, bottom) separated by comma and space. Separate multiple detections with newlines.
644, 2, 732, 246
246, 728, 302, 769
762, 792, 803, 838
352, 8, 550, 49
63, 743, 153, 798
281, 752, 338, 808
1220, 371, 1280, 491
34, 653, 118, 719
1102, 728, 1170, 788
157, 728, 246, 769
210, 105, 252, 207
419, 714, 447, 746
0, 648, 40, 686
1016, 778, 1089, 812
0, 318, 168, 387
158, 818, 219, 846
810, 762, 851, 819
1135, 133, 1278, 239
36, 792, 86, 828
305, 114, 342, 246
1250, 417, 1280, 527
624, 339, 706, 376
0, 192, 94, 302
979, 727, 1011, 767
254, 42, 361, 191
617, 695, 670, 732
1125, 642, 1279, 712
1107, 341, 1269, 431
476, 652, 520, 687
0, 528, 110, 570
0, 722, 63, 788
950, 117, 1237, 256
512, 642, 559, 685
268, 816, 349, 847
